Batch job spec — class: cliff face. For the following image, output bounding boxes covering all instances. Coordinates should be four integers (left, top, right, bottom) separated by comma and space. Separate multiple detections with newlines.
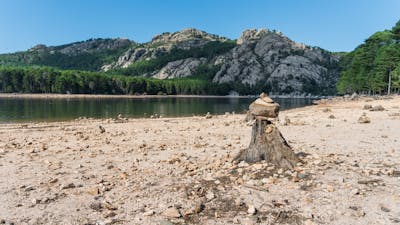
101, 28, 228, 71
212, 29, 340, 95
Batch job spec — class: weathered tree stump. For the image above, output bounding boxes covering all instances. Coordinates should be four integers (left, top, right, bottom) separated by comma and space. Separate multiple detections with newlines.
234, 93, 299, 170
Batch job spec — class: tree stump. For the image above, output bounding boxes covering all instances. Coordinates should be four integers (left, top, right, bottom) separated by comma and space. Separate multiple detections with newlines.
234, 93, 299, 170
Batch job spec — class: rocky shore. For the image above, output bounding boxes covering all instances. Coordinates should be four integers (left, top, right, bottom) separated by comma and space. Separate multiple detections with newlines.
0, 96, 399, 225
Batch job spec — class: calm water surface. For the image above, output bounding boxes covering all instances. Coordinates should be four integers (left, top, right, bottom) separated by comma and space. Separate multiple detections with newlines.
0, 97, 315, 123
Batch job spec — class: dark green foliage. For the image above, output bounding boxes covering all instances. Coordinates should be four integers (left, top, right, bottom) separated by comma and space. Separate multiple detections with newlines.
338, 20, 400, 94
31, 49, 126, 71
0, 66, 212, 95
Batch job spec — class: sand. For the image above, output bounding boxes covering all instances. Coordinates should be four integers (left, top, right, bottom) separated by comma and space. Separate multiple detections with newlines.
0, 96, 399, 225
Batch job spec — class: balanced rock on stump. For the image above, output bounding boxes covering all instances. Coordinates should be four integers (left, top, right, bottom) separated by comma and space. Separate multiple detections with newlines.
235, 93, 299, 170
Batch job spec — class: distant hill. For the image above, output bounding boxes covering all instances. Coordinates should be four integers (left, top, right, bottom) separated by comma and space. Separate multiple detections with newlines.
338, 20, 400, 94
0, 28, 341, 95
0, 38, 134, 71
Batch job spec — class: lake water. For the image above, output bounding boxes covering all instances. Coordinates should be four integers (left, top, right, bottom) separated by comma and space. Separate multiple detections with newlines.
0, 97, 315, 123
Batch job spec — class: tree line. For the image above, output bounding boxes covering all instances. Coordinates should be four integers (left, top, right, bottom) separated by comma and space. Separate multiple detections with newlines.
0, 66, 246, 95
337, 20, 400, 94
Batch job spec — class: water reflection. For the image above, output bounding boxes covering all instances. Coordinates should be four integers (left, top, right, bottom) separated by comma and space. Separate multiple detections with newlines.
0, 97, 315, 123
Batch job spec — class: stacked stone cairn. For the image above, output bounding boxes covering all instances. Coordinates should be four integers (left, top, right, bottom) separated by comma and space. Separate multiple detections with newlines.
235, 93, 299, 170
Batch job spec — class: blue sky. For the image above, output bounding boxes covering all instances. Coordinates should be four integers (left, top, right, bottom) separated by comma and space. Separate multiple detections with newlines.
0, 0, 399, 53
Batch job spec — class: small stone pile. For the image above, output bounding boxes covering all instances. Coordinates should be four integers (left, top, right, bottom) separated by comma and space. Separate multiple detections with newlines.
248, 93, 280, 119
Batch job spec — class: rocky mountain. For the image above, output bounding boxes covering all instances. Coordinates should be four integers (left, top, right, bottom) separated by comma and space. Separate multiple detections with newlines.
212, 29, 340, 95
101, 28, 228, 71
0, 28, 340, 95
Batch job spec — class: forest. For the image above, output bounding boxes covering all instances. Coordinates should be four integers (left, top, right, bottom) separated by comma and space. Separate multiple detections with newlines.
337, 20, 400, 94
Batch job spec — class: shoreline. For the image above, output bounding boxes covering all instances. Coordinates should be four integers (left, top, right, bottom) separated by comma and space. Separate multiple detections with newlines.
0, 93, 253, 99
0, 93, 324, 99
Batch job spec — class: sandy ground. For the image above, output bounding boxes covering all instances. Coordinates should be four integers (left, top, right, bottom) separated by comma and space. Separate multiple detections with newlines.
0, 96, 399, 225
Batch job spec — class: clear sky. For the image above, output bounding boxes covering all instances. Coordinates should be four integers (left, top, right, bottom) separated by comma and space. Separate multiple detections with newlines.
0, 0, 399, 53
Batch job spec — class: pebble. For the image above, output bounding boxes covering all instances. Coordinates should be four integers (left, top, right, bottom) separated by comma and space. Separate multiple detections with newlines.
358, 115, 371, 124
103, 212, 117, 218
247, 205, 257, 215
380, 206, 390, 212
326, 185, 335, 192
205, 112, 212, 119
48, 178, 58, 184
350, 189, 360, 195
194, 202, 205, 213
143, 210, 155, 216
206, 191, 215, 201
90, 202, 103, 211
60, 183, 76, 190
31, 198, 40, 205
238, 161, 249, 168
163, 207, 181, 218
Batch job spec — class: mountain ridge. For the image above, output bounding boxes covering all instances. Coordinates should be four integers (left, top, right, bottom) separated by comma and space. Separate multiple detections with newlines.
0, 28, 341, 95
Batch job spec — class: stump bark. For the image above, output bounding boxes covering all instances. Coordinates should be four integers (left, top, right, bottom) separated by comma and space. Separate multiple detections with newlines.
234, 118, 299, 170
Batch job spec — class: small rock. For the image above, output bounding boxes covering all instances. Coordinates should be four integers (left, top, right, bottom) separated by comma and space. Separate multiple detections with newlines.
328, 114, 335, 119
60, 183, 76, 190
322, 108, 332, 112
350, 92, 358, 100
358, 115, 371, 124
283, 116, 291, 126
120, 172, 128, 179
48, 178, 58, 184
194, 202, 205, 213
206, 191, 215, 201
326, 185, 334, 192
143, 210, 155, 216
260, 92, 274, 103
369, 105, 385, 111
247, 205, 257, 215
31, 198, 40, 205
163, 207, 181, 218
380, 206, 390, 212
104, 212, 117, 218
238, 161, 249, 168
24, 186, 35, 192
99, 125, 106, 133
350, 189, 360, 195
363, 104, 372, 110
107, 165, 114, 169
90, 202, 103, 211
87, 187, 100, 195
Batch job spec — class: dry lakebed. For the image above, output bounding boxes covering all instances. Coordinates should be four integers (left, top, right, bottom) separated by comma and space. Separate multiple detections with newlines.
0, 96, 399, 225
